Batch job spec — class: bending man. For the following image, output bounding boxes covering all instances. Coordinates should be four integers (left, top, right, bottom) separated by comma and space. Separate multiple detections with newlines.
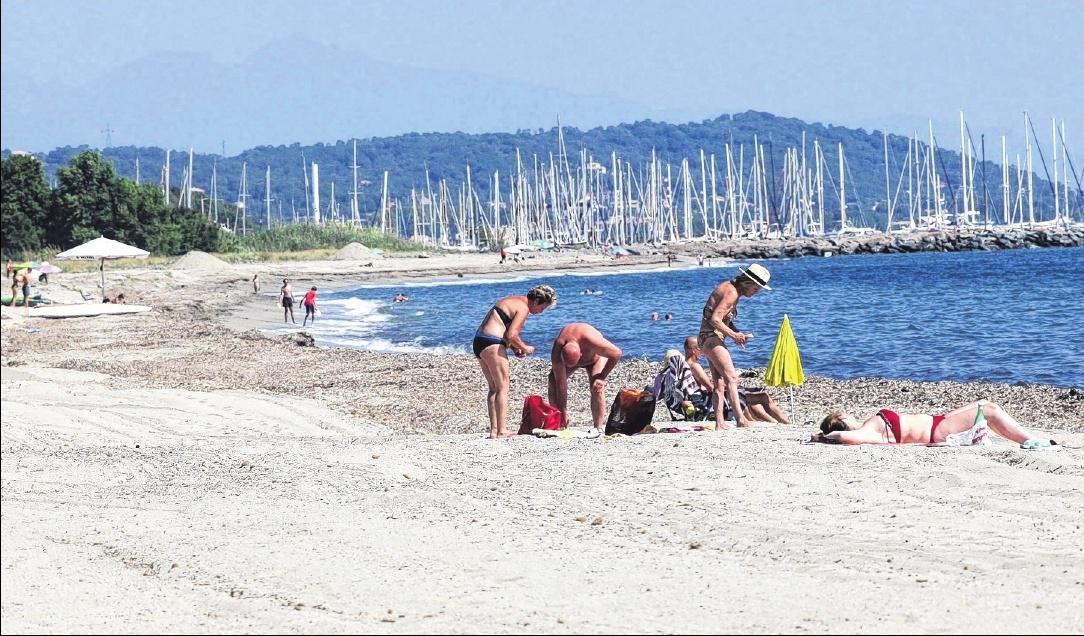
548, 323, 623, 431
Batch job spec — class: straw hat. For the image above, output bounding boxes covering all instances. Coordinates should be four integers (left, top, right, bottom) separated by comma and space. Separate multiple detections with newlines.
737, 263, 772, 290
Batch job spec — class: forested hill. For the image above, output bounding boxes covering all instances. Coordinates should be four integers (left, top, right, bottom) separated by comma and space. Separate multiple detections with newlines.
11, 111, 1062, 229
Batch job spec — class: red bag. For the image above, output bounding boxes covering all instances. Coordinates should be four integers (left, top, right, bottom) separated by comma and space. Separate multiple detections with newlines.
519, 395, 564, 435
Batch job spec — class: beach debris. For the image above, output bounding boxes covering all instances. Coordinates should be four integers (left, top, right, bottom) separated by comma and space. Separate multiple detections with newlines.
574, 515, 587, 523
285, 332, 316, 347
229, 588, 243, 598
293, 602, 305, 611
371, 453, 381, 459
591, 516, 604, 526
689, 540, 703, 549
239, 459, 253, 470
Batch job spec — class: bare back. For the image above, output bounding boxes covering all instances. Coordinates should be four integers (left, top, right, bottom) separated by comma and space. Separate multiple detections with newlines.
477, 295, 527, 339
552, 322, 611, 369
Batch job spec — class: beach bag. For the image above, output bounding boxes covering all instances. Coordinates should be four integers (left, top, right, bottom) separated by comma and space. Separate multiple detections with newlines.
604, 388, 657, 436
519, 395, 564, 435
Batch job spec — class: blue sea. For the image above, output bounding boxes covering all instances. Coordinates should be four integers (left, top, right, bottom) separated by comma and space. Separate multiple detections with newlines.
289, 247, 1084, 387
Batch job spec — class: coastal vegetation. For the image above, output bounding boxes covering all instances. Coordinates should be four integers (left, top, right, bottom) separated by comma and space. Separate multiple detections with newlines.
15, 112, 1069, 234
4, 111, 1076, 258
1, 151, 418, 259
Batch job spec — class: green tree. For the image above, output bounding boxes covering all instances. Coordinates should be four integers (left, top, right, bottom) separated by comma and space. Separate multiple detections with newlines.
1, 154, 50, 257
47, 150, 129, 248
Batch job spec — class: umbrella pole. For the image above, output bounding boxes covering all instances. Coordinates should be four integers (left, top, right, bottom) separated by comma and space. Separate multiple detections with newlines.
100, 259, 106, 301
789, 387, 795, 424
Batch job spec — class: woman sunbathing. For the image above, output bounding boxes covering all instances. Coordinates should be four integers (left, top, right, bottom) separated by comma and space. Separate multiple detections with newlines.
810, 400, 1059, 448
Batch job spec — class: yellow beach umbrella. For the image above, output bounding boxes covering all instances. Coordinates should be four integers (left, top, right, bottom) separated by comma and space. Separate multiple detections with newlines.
764, 314, 805, 420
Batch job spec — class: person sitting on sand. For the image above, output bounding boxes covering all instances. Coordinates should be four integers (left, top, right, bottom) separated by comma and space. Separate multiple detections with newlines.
301, 286, 318, 327
810, 400, 1059, 448
111, 293, 126, 304
548, 322, 623, 432
682, 337, 789, 425
697, 264, 772, 430
474, 285, 557, 439
278, 279, 296, 324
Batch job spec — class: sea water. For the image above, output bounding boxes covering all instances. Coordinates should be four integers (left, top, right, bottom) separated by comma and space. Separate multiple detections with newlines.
279, 247, 1084, 387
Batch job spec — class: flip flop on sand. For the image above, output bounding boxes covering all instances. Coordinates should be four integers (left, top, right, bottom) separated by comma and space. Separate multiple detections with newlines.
1020, 438, 1059, 450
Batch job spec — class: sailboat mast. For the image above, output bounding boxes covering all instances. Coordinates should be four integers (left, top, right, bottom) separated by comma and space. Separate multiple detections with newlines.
1025, 113, 1034, 225
351, 139, 360, 224
883, 130, 892, 231
381, 171, 390, 234
1052, 117, 1060, 223
311, 162, 320, 225
265, 166, 272, 229
838, 142, 847, 230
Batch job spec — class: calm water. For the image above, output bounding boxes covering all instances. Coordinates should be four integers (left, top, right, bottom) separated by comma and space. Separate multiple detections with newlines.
285, 247, 1084, 387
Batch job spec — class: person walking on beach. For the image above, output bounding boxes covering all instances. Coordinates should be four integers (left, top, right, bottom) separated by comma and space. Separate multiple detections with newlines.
697, 264, 771, 430
7, 260, 18, 306
548, 322, 623, 431
474, 285, 557, 439
500, 247, 507, 264
11, 268, 32, 315
278, 278, 296, 324
252, 273, 260, 294
301, 286, 318, 327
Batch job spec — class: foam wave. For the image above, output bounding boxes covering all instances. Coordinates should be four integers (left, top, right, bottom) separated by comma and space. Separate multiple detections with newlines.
321, 297, 387, 317
319, 336, 469, 356
348, 275, 533, 290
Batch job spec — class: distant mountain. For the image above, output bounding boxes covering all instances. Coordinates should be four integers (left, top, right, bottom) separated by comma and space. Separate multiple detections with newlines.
14, 111, 1067, 233
1, 37, 691, 152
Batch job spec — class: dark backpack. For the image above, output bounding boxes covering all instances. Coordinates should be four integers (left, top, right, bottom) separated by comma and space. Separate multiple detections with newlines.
604, 389, 657, 436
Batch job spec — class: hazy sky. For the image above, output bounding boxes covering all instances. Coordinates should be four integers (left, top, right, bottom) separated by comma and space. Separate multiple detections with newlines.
2, 0, 1082, 149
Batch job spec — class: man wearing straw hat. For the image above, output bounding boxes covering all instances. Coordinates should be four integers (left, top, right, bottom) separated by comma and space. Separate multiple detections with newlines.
696, 263, 772, 430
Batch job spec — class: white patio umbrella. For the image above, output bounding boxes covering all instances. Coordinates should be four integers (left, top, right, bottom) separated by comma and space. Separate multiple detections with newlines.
55, 236, 150, 300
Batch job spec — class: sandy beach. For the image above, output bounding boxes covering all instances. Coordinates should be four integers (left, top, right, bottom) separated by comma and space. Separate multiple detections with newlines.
2, 250, 1082, 634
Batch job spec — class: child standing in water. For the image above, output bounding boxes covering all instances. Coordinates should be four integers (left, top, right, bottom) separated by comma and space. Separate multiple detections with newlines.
301, 286, 318, 327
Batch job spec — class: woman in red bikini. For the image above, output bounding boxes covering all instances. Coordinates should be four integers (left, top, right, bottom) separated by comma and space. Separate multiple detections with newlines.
810, 400, 1059, 448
